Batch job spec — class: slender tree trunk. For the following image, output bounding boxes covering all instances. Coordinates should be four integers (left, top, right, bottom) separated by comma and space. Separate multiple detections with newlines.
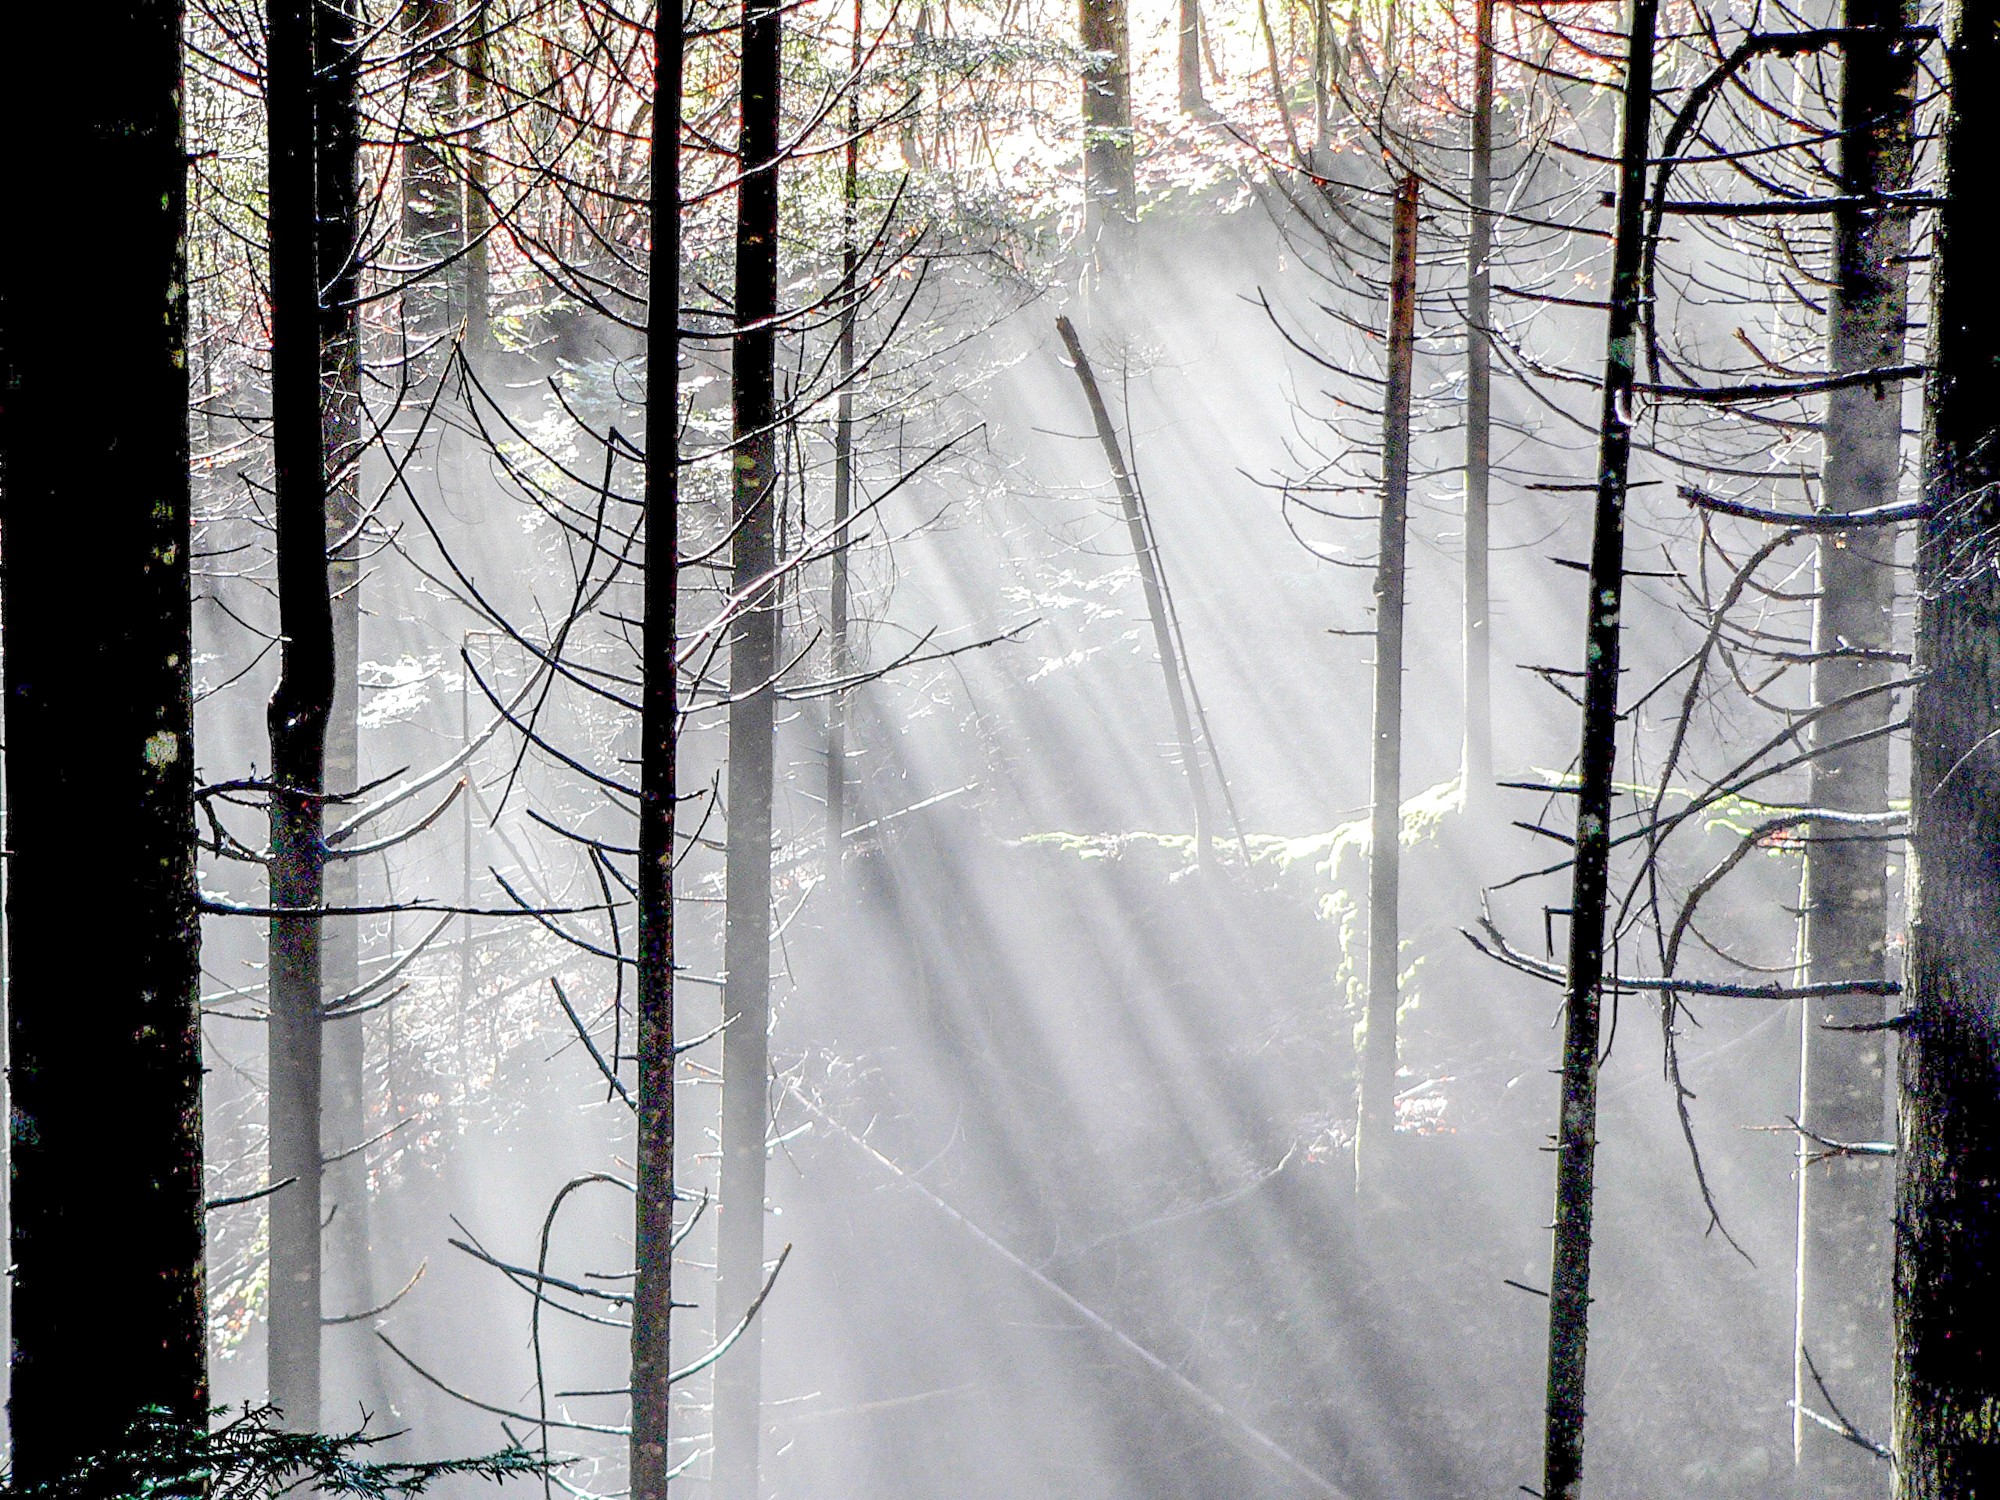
318, 0, 382, 1408
1179, 0, 1205, 112
826, 0, 861, 901
401, 0, 461, 339
630, 0, 684, 1492
714, 0, 783, 1485
1539, 1, 1656, 1493
1462, 0, 1495, 814
1079, 0, 1135, 239
268, 0, 338, 1432
1055, 317, 1215, 861
1896, 0, 2000, 1490
1793, 1, 1919, 1491
464, 0, 493, 354
0, 1, 206, 1483
1353, 175, 1419, 1194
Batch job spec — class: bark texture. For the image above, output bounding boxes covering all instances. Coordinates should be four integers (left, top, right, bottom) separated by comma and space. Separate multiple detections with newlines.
1462, 0, 1495, 810
629, 1, 683, 1491
1896, 0, 2000, 1489
401, 0, 461, 338
1793, 0, 1920, 1489
1079, 0, 1135, 238
1354, 174, 1418, 1194
318, 0, 383, 1403
1540, 3, 1656, 1494
268, 0, 337, 1430
713, 0, 783, 1486
0, 1, 206, 1483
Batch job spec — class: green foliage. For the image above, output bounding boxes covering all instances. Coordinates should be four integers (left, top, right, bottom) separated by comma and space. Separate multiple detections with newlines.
1, 1406, 548, 1500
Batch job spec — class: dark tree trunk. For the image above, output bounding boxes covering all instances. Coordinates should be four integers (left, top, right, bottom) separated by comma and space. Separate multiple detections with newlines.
1079, 0, 1135, 239
1540, 1, 1656, 1494
1055, 317, 1214, 862
0, 1, 207, 1483
268, 0, 338, 1432
1354, 175, 1418, 1194
317, 0, 383, 1406
713, 0, 783, 1486
630, 0, 683, 1492
1793, 0, 1919, 1490
1462, 0, 1495, 813
1896, 0, 2000, 1490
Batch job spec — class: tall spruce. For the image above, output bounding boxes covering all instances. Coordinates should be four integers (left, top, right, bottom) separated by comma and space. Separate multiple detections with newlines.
1354, 174, 1419, 1194
713, 0, 784, 1483
0, 0, 207, 1483
267, 0, 338, 1431
1539, 0, 1657, 1493
317, 0, 383, 1409
630, 0, 684, 1491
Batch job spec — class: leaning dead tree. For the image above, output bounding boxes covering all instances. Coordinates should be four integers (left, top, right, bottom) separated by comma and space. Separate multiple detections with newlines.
1056, 315, 1218, 862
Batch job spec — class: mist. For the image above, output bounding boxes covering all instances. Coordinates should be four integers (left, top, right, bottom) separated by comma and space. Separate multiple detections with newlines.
2, 0, 1940, 1495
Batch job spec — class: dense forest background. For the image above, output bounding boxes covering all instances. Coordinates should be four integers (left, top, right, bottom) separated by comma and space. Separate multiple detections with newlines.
3, 0, 1998, 1494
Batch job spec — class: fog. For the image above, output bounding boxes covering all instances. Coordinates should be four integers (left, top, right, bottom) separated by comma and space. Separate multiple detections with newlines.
157, 131, 1884, 1499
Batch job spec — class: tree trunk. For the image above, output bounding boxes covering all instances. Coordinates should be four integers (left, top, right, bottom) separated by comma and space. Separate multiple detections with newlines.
1896, 0, 2000, 1490
713, 0, 783, 1486
1353, 174, 1418, 1194
630, 0, 683, 1492
1540, 1, 1656, 1493
1055, 316, 1215, 862
827, 0, 862, 902
1179, 0, 1205, 112
401, 0, 461, 340
268, 0, 338, 1433
318, 0, 383, 1409
1462, 0, 1495, 814
463, 0, 493, 354
1793, 0, 1919, 1490
0, 1, 207, 1482
1079, 0, 1135, 240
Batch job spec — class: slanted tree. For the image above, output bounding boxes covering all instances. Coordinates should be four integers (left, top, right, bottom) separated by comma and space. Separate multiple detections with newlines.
0, 0, 207, 1484
1793, 0, 1921, 1489
1896, 0, 2000, 1487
